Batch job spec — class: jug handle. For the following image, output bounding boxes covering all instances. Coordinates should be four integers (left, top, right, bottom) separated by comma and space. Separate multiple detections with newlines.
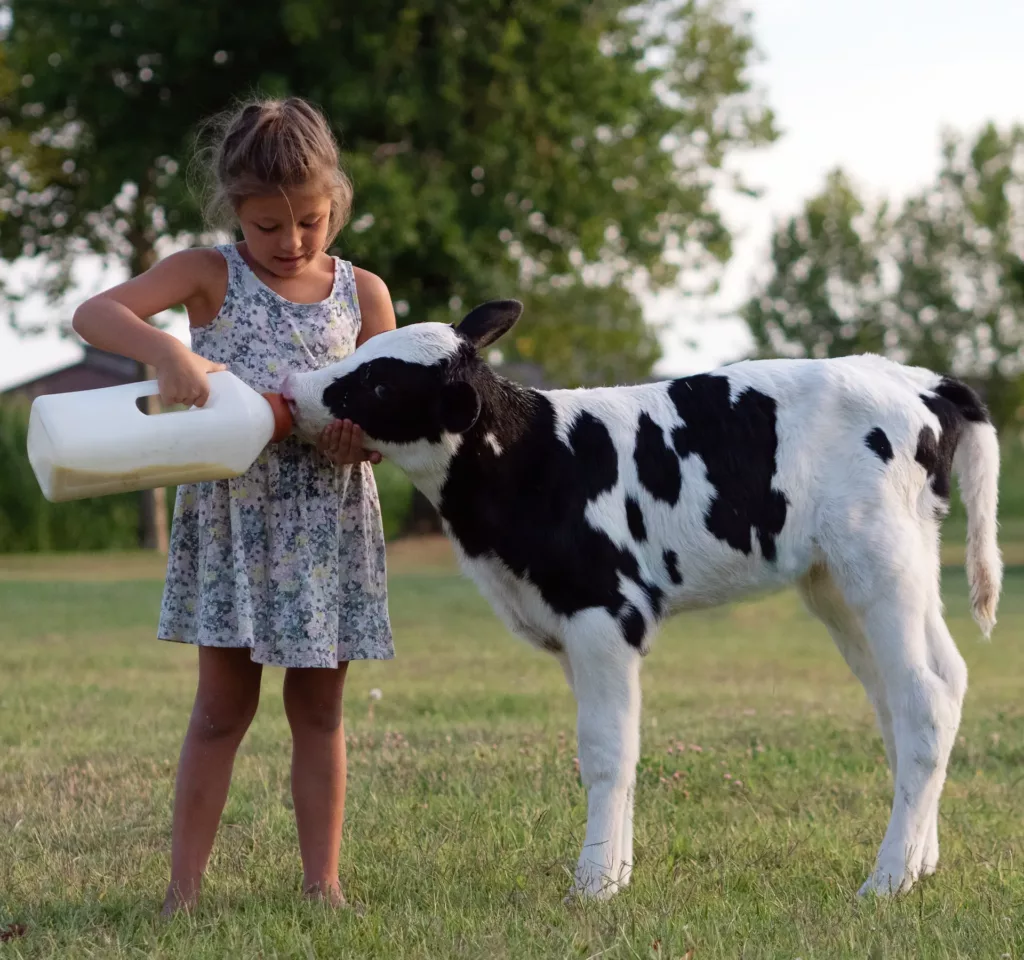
129, 371, 229, 413
129, 374, 293, 443
125, 379, 163, 404
127, 378, 181, 415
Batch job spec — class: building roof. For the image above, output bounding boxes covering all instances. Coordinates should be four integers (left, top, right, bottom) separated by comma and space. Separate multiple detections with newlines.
2, 346, 139, 401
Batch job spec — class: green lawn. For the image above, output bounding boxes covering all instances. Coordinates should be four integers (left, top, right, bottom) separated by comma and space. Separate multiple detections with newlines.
1, 538, 1023, 959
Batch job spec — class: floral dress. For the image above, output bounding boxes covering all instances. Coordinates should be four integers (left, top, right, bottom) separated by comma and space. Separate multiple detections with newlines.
157, 243, 394, 668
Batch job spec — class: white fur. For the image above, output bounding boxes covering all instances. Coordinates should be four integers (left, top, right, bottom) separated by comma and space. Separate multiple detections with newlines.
953, 422, 1003, 635
288, 341, 1002, 901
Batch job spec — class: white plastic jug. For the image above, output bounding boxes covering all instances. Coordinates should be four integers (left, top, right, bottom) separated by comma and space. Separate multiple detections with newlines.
27, 370, 294, 502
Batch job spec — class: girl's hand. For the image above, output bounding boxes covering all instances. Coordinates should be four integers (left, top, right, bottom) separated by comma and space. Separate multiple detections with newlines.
156, 346, 227, 408
318, 419, 382, 466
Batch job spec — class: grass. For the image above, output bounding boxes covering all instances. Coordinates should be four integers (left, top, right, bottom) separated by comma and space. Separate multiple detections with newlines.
1, 533, 1023, 959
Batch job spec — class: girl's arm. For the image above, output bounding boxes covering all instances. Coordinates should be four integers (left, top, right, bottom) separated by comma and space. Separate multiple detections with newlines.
72, 248, 228, 408
318, 267, 397, 466
353, 267, 397, 347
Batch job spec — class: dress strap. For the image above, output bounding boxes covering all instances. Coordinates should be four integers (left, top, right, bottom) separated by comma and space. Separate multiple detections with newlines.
215, 243, 245, 292
333, 258, 362, 325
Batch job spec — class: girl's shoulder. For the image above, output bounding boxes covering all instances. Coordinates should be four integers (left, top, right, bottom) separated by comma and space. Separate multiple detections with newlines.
349, 266, 396, 344
156, 246, 230, 297
161, 245, 230, 273
350, 266, 391, 315
351, 265, 389, 294
155, 246, 230, 328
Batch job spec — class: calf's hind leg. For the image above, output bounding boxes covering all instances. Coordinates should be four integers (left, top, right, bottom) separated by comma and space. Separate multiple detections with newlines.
826, 528, 962, 896
917, 603, 968, 877
797, 564, 896, 778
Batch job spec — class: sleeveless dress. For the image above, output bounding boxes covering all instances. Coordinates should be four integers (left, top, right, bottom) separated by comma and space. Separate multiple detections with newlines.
157, 244, 394, 668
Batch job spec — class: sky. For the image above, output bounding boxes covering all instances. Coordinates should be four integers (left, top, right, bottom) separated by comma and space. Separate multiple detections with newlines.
3, 0, 1024, 390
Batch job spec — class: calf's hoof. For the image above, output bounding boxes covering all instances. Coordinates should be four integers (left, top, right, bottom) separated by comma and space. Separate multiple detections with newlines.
857, 867, 917, 898
566, 867, 622, 902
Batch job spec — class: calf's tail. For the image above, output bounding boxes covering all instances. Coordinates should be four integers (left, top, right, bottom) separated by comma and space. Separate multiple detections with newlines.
949, 391, 1002, 637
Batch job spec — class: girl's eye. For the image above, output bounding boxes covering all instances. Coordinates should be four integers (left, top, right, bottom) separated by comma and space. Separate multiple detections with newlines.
256, 224, 277, 233
301, 219, 322, 229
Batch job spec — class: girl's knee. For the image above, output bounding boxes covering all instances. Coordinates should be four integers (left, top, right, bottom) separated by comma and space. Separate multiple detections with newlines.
191, 647, 263, 743
191, 690, 260, 743
285, 692, 344, 734
283, 667, 346, 734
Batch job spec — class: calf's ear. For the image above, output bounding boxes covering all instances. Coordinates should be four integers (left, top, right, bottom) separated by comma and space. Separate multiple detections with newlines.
455, 299, 523, 351
439, 381, 481, 434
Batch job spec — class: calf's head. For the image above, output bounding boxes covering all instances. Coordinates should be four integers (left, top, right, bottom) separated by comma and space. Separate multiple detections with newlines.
283, 299, 523, 472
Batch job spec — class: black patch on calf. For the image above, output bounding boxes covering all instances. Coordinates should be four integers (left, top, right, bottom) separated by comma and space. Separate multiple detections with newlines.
930, 377, 990, 423
915, 376, 985, 500
644, 583, 664, 618
914, 425, 942, 492
439, 376, 657, 633
626, 497, 647, 542
865, 427, 894, 463
914, 425, 956, 499
620, 605, 646, 648
634, 413, 681, 505
668, 375, 788, 562
664, 549, 682, 585
570, 412, 618, 499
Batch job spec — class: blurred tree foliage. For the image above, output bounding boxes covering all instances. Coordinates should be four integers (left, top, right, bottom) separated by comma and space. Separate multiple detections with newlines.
0, 0, 776, 388
1, 0, 778, 544
743, 123, 1024, 431
742, 168, 891, 362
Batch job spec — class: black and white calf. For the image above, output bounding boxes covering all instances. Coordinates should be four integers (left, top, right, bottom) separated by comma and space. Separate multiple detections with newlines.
282, 300, 1002, 900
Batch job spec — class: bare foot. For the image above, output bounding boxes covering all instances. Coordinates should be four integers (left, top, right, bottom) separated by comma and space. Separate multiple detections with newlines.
160, 881, 199, 919
303, 880, 347, 908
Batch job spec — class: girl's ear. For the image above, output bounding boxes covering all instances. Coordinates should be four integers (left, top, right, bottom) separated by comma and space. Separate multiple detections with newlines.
455, 300, 523, 351
439, 381, 481, 434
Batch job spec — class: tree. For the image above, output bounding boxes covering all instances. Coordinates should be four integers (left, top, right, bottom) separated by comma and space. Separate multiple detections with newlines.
743, 124, 1024, 431
742, 168, 892, 362
503, 281, 660, 386
888, 124, 1024, 386
2, 0, 777, 543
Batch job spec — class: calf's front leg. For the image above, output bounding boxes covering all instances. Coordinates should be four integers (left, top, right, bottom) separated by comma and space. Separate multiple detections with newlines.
563, 611, 642, 900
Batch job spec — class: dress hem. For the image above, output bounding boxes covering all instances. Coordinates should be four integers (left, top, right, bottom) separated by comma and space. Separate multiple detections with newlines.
157, 631, 396, 668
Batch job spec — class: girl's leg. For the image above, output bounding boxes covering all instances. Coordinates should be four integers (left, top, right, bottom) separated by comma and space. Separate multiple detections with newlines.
162, 646, 263, 916
282, 662, 349, 903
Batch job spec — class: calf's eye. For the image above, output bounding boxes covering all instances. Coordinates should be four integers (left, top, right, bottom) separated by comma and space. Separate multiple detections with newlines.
374, 384, 387, 399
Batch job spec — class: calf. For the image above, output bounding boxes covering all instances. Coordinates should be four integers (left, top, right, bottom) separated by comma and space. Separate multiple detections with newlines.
283, 300, 1002, 900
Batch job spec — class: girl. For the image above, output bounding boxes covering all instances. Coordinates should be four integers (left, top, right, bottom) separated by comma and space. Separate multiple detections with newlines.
71, 96, 395, 915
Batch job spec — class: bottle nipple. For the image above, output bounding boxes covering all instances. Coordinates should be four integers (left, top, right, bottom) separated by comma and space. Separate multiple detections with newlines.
261, 392, 294, 443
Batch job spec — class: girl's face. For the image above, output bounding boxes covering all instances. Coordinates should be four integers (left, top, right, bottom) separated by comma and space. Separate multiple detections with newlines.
236, 185, 333, 278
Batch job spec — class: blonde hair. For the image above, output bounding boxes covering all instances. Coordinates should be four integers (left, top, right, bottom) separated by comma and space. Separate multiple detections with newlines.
192, 96, 353, 247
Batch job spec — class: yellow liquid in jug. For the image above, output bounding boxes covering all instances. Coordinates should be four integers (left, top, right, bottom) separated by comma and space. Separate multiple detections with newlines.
49, 462, 240, 501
